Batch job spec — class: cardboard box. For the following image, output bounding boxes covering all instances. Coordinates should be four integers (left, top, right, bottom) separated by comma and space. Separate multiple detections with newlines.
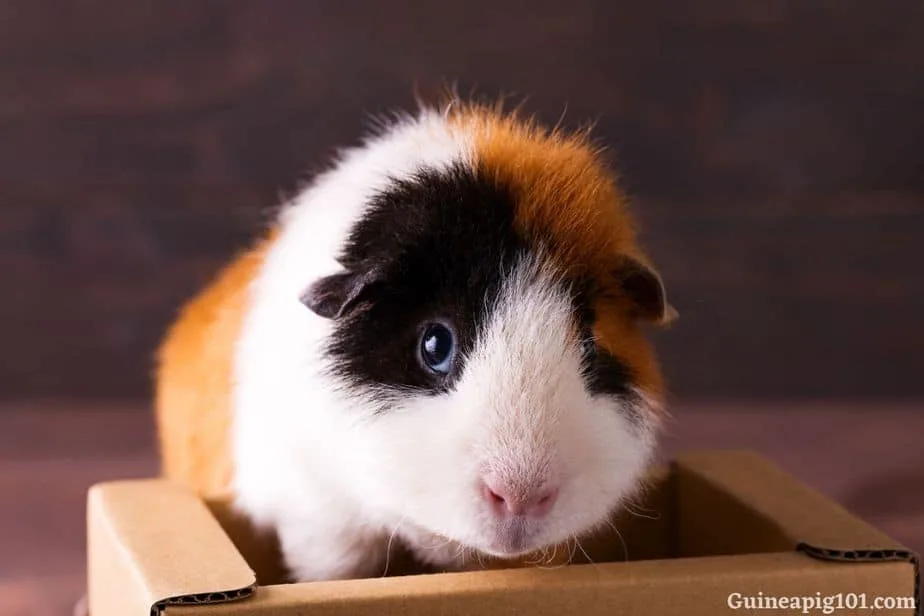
85, 450, 919, 615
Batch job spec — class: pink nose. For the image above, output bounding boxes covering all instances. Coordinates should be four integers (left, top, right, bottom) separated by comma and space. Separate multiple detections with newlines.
481, 478, 559, 518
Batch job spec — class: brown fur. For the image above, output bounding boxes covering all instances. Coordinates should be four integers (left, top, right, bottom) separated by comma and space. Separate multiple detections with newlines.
452, 103, 666, 399
155, 233, 276, 496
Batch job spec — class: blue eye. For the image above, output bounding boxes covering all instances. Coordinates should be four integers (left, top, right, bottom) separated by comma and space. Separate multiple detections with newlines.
419, 323, 455, 374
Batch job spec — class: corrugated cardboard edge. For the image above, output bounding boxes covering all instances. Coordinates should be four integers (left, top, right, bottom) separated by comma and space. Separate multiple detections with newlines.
87, 479, 256, 616
797, 546, 920, 616
674, 450, 921, 616
161, 553, 913, 616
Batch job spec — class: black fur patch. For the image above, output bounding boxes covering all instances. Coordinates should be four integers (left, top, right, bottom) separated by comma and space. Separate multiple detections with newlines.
572, 288, 634, 399
585, 350, 634, 398
322, 163, 635, 405
324, 164, 526, 396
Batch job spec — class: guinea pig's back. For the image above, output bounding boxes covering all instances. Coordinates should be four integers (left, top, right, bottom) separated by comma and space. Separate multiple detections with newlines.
154, 233, 275, 497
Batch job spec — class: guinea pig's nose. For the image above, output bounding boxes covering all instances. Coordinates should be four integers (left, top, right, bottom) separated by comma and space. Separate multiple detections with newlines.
481, 478, 559, 518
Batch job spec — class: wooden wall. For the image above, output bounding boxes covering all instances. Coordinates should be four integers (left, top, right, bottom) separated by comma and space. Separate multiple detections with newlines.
1, 0, 922, 401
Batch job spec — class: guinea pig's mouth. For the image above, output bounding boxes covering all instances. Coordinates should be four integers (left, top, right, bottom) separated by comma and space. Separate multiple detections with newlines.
480, 518, 544, 558
413, 521, 543, 560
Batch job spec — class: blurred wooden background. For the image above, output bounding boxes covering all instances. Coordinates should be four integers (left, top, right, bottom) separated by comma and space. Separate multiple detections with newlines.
2, 5, 923, 613
1, 0, 922, 402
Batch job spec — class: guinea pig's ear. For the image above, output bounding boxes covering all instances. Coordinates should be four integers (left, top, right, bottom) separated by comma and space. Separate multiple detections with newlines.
612, 255, 678, 327
300, 268, 379, 319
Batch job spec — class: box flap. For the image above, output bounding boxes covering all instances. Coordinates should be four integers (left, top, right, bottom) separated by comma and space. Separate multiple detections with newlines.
88, 479, 256, 616
163, 553, 916, 616
674, 450, 920, 613
86, 451, 918, 616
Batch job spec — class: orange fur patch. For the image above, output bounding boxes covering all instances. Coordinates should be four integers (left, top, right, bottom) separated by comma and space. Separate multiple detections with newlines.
155, 232, 276, 497
452, 103, 665, 399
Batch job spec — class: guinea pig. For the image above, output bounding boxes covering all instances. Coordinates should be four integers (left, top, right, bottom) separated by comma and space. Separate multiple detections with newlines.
155, 98, 677, 583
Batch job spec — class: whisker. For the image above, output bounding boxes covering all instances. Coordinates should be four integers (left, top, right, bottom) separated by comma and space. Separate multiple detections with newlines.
533, 547, 548, 566
574, 536, 597, 570
457, 544, 468, 568
568, 536, 580, 564
536, 541, 571, 571
603, 519, 630, 562
418, 535, 456, 552
381, 516, 408, 578
543, 542, 561, 568
623, 502, 661, 521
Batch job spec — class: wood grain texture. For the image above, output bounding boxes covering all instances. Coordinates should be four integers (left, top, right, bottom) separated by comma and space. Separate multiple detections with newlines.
0, 0, 922, 400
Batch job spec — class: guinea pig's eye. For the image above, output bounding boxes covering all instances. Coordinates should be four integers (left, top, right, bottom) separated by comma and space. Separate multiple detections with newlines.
419, 322, 456, 375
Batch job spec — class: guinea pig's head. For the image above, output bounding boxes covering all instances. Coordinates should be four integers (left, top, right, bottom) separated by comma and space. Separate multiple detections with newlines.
300, 103, 675, 560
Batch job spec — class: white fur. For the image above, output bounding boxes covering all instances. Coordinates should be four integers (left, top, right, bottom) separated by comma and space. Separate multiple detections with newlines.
230, 110, 660, 582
